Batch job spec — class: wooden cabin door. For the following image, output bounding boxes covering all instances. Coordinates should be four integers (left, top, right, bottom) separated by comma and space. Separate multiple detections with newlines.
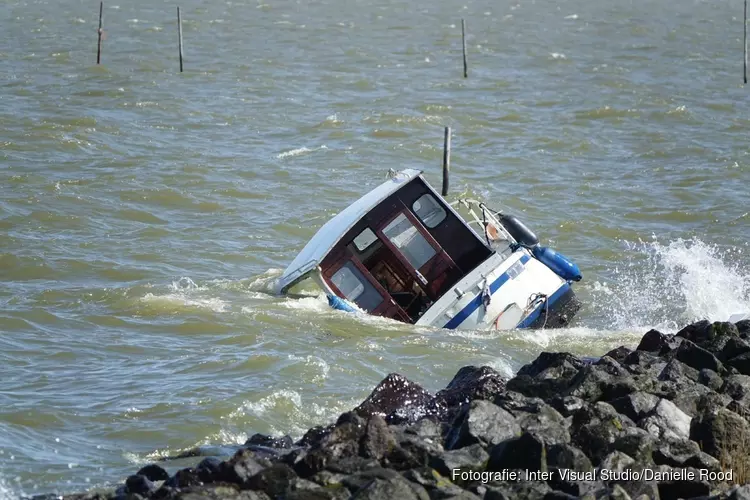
322, 250, 411, 322
375, 209, 460, 301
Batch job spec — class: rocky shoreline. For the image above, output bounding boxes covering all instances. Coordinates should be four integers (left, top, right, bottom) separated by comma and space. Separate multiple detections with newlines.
46, 319, 750, 500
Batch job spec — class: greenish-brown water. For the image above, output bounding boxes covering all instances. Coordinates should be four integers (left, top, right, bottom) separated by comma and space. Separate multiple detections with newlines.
1, 0, 750, 496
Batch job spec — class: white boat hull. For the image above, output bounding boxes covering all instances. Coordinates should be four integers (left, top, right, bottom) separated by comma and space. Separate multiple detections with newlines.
416, 248, 578, 330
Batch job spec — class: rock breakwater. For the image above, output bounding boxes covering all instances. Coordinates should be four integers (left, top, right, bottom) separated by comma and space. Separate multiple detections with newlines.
41, 319, 750, 500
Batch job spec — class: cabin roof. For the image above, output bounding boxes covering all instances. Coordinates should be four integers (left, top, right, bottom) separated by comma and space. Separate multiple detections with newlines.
276, 168, 423, 293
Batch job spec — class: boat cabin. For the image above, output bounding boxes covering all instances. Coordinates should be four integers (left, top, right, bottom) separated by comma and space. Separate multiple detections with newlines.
277, 169, 495, 324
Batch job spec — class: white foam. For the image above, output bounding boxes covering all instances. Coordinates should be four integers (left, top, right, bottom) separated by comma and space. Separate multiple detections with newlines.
0, 476, 17, 500
287, 354, 331, 383
246, 268, 283, 293
564, 14, 578, 20
592, 238, 750, 332
140, 293, 227, 313
236, 389, 303, 417
276, 145, 327, 159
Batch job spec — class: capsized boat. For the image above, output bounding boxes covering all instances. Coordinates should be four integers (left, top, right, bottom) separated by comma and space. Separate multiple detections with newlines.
276, 169, 582, 330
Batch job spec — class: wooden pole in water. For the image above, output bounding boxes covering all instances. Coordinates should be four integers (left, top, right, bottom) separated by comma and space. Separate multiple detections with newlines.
461, 19, 468, 78
744, 0, 747, 84
177, 6, 184, 72
96, 1, 103, 64
442, 126, 451, 196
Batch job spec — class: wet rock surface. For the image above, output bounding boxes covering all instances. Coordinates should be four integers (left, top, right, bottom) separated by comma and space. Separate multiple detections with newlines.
49, 320, 750, 500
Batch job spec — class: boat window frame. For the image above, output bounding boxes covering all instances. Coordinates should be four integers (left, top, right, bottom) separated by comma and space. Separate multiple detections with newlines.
372, 204, 459, 300
381, 212, 437, 271
329, 260, 384, 312
412, 193, 447, 229
352, 227, 378, 253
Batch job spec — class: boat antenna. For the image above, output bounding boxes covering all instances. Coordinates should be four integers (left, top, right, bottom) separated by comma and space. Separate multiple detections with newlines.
442, 126, 451, 196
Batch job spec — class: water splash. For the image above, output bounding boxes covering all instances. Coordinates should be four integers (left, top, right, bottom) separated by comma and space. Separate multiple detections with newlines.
590, 238, 750, 332
0, 476, 18, 500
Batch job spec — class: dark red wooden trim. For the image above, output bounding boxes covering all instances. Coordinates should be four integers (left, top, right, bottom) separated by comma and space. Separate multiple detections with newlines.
322, 249, 411, 322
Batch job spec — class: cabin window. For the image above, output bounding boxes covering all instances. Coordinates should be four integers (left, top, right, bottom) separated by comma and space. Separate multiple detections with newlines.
412, 194, 446, 228
353, 227, 378, 252
383, 213, 436, 270
330, 261, 383, 312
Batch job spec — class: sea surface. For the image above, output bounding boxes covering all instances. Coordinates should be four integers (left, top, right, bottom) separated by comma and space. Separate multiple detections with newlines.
2, 0, 750, 495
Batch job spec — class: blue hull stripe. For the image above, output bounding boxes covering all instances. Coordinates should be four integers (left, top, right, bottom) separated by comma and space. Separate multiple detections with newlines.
515, 282, 572, 329
443, 254, 531, 329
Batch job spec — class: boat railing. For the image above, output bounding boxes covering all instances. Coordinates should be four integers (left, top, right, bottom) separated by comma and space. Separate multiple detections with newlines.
450, 198, 516, 251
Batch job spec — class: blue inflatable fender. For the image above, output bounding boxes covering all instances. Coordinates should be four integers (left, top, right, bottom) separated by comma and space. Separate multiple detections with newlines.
327, 294, 357, 313
532, 246, 582, 282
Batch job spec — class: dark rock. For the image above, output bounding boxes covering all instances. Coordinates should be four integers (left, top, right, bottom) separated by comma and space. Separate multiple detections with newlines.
514, 402, 570, 445
728, 485, 750, 500
285, 478, 349, 500
623, 349, 663, 370
713, 335, 750, 362
612, 428, 655, 464
658, 358, 699, 382
676, 320, 731, 345
657, 475, 711, 500
542, 491, 578, 500
690, 408, 750, 462
636, 329, 670, 353
506, 352, 584, 399
171, 484, 262, 500
482, 481, 551, 500
603, 346, 632, 364
246, 464, 297, 498
217, 448, 268, 486
607, 485, 634, 500
427, 443, 489, 479
444, 400, 520, 450
493, 393, 570, 444
594, 356, 631, 377
570, 402, 634, 465
738, 320, 750, 337
347, 473, 429, 500
722, 374, 750, 401
609, 392, 660, 422
698, 369, 724, 391
432, 365, 506, 411
517, 352, 584, 379
546, 443, 594, 492
385, 429, 443, 471
566, 364, 636, 402
486, 432, 545, 472
136, 464, 170, 482
548, 396, 585, 417
354, 373, 434, 424
728, 352, 750, 375
694, 391, 732, 416
652, 438, 719, 470
165, 468, 202, 489
669, 383, 718, 418
598, 450, 634, 473
296, 425, 334, 448
400, 467, 471, 499
639, 398, 692, 441
360, 415, 397, 460
403, 418, 444, 440
339, 468, 402, 492
245, 433, 293, 449
292, 420, 364, 478
675, 339, 724, 373
326, 457, 380, 475
125, 475, 156, 496
196, 457, 222, 483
